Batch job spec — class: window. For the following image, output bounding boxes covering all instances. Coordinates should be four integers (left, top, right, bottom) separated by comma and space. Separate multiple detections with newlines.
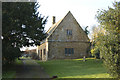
67, 29, 72, 35
65, 48, 67, 54
65, 48, 74, 56
44, 49, 46, 55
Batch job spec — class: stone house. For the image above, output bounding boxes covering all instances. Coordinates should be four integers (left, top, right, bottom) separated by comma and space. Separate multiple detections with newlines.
24, 49, 36, 54
36, 11, 90, 61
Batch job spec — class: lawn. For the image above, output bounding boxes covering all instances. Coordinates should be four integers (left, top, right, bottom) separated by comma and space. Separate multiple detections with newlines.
37, 58, 112, 78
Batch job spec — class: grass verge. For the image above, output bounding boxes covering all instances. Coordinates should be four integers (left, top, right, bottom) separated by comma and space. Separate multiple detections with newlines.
2, 58, 23, 78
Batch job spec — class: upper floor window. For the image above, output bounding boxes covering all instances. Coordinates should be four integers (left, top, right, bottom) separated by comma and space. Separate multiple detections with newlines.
67, 29, 72, 35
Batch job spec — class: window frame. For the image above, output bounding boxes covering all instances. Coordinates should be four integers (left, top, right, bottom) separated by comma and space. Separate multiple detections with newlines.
65, 48, 74, 56
67, 29, 72, 35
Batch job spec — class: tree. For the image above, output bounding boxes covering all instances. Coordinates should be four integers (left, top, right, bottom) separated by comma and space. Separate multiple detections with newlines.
90, 26, 105, 59
95, 1, 120, 78
84, 26, 89, 35
2, 2, 47, 64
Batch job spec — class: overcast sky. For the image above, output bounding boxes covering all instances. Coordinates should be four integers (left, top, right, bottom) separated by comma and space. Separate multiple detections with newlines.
21, 0, 119, 51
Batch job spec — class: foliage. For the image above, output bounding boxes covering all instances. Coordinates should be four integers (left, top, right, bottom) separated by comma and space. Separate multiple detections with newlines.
90, 27, 103, 59
30, 52, 39, 60
86, 42, 91, 57
2, 2, 47, 64
2, 58, 23, 78
84, 26, 91, 56
2, 43, 21, 64
37, 58, 110, 78
84, 26, 89, 35
91, 46, 100, 59
95, 1, 120, 78
2, 71, 16, 78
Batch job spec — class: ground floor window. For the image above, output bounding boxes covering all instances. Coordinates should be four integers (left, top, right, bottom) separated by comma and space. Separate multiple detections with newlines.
65, 48, 74, 56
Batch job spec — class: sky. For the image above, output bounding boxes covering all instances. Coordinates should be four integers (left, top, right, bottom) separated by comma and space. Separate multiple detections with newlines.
21, 0, 119, 51
37, 0, 119, 32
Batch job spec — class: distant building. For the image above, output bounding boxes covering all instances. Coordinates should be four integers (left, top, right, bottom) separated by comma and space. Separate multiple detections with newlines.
24, 49, 36, 55
37, 11, 90, 61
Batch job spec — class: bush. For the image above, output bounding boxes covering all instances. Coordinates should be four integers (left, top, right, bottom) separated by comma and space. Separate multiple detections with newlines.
30, 52, 39, 60
2, 44, 21, 65
91, 47, 100, 59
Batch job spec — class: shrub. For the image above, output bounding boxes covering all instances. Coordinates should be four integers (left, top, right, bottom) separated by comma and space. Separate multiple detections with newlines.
30, 52, 39, 60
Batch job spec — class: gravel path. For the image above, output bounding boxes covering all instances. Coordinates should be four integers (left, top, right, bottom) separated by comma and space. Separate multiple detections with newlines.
15, 58, 50, 78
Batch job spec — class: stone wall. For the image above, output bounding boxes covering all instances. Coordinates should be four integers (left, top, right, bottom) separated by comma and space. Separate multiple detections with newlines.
48, 41, 90, 60
47, 12, 90, 60
48, 11, 89, 42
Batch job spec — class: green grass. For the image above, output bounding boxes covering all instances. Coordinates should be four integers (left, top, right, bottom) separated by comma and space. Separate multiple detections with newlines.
2, 58, 23, 78
19, 56, 31, 60
2, 71, 16, 78
15, 58, 23, 65
37, 58, 112, 78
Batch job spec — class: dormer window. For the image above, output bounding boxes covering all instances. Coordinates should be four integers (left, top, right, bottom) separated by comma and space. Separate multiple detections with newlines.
67, 29, 72, 35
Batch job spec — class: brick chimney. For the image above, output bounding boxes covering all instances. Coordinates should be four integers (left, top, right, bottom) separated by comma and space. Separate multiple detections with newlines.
52, 16, 56, 25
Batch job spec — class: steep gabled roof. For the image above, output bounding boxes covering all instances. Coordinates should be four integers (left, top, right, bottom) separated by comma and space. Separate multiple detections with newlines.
46, 18, 63, 37
46, 11, 72, 38
46, 11, 89, 41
